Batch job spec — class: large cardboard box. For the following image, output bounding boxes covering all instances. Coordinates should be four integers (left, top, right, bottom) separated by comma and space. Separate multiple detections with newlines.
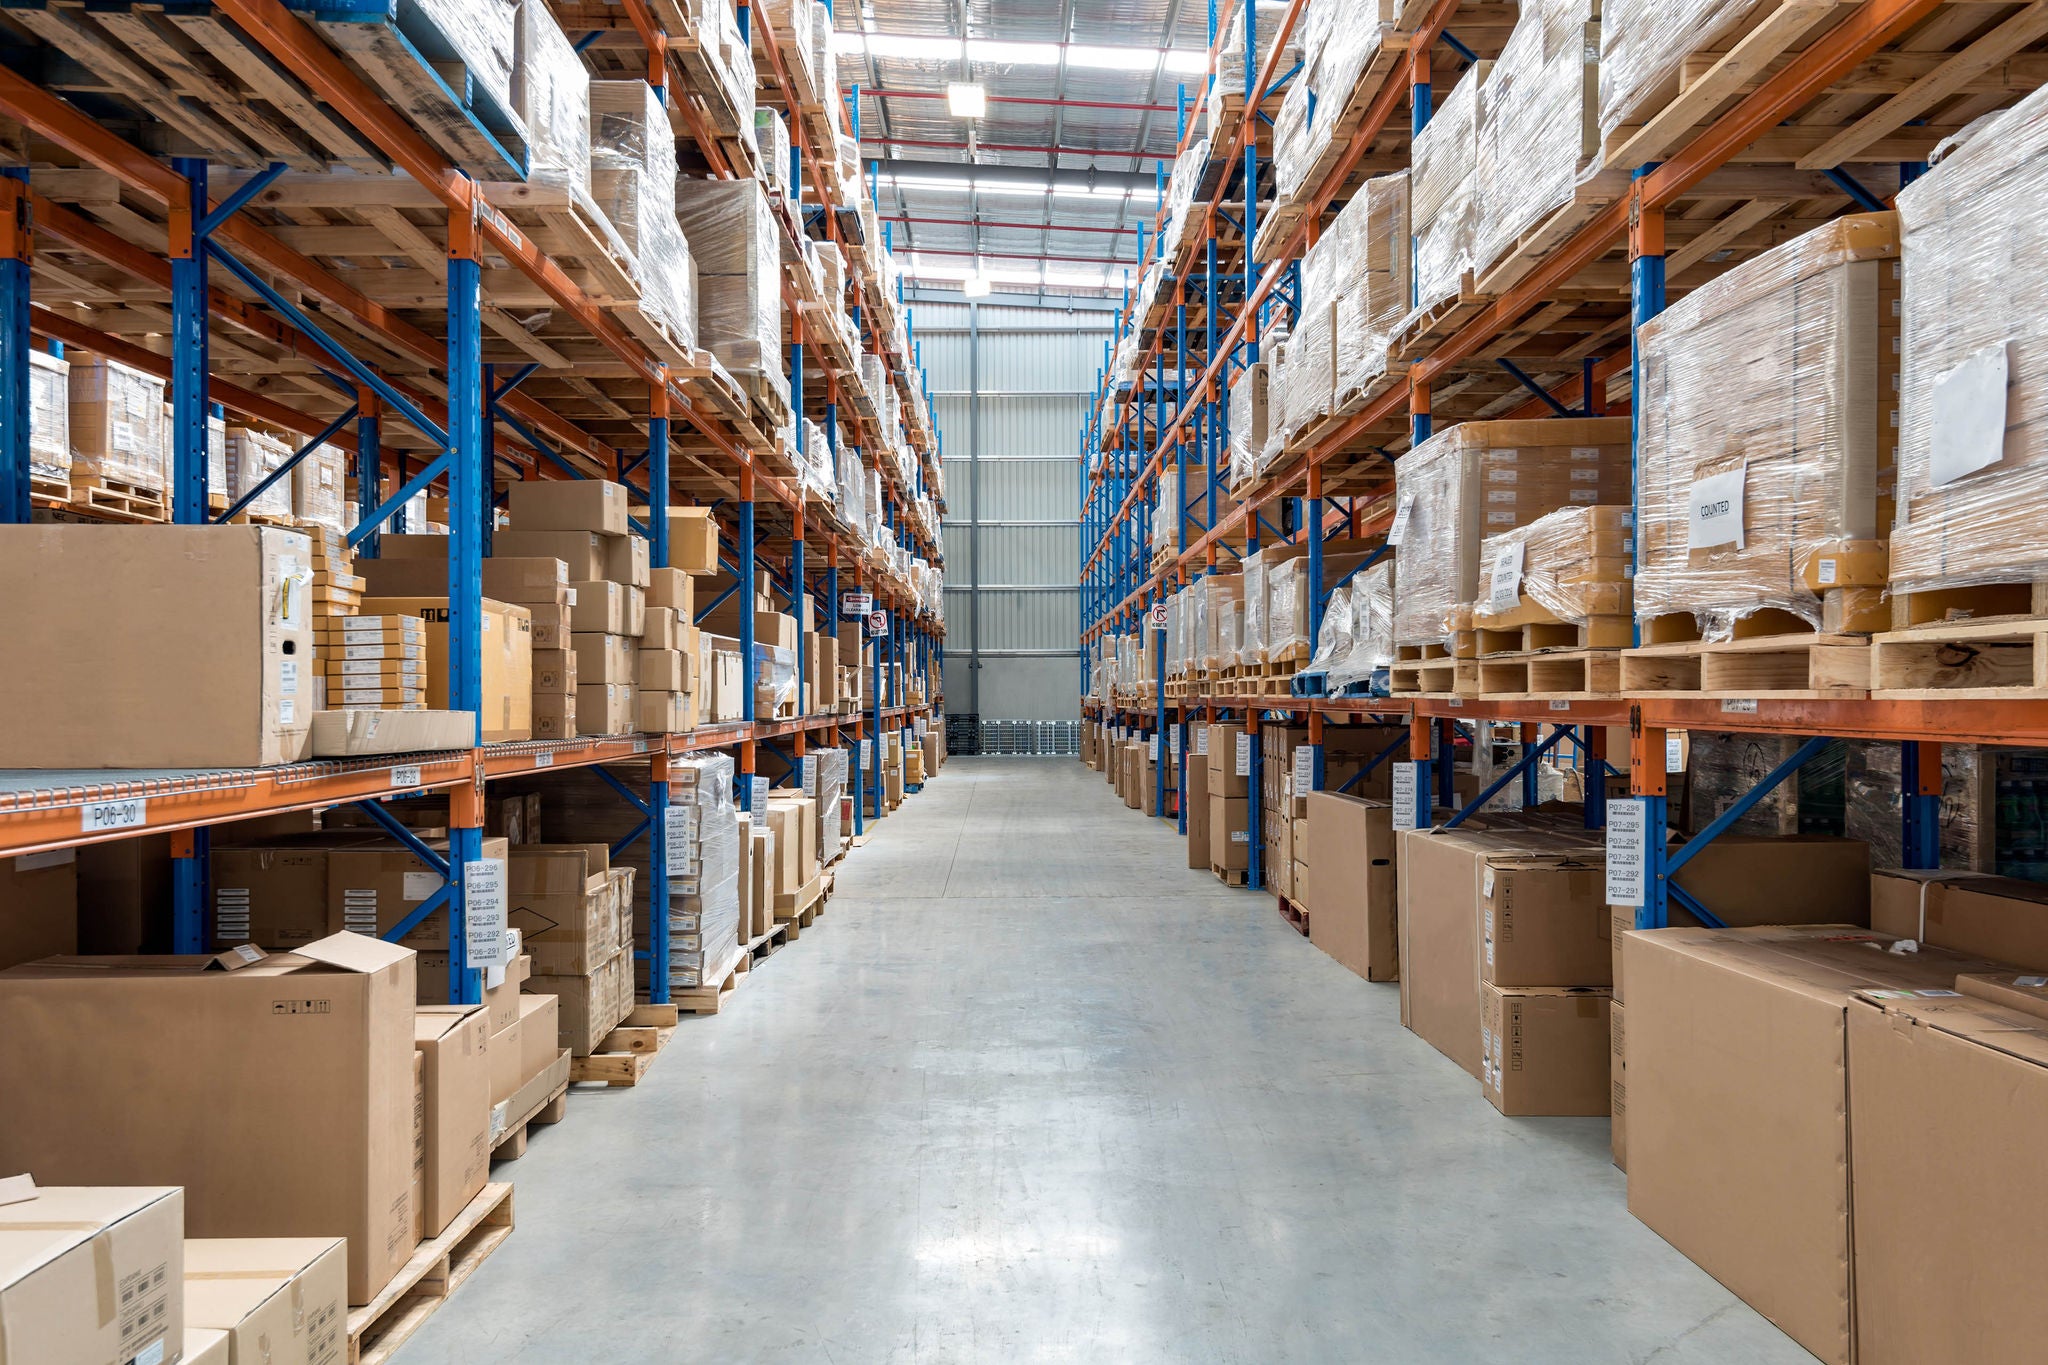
488, 530, 608, 582
1481, 985, 1612, 1116
508, 845, 614, 976
1609, 1002, 1627, 1170
666, 506, 720, 575
506, 478, 628, 534
186, 1328, 232, 1365
1625, 925, 2001, 1365
357, 596, 533, 742
0, 525, 314, 766
1209, 794, 1250, 871
0, 934, 416, 1304
211, 836, 362, 954
1611, 835, 1873, 1003
326, 836, 511, 953
359, 554, 570, 607
1303, 793, 1398, 982
183, 1237, 347, 1365
0, 1183, 183, 1365
1206, 724, 1250, 798
1870, 868, 2048, 970
1397, 823, 1601, 1078
1847, 984, 2048, 1363
1185, 760, 1211, 870
0, 848, 78, 969
412, 1006, 490, 1238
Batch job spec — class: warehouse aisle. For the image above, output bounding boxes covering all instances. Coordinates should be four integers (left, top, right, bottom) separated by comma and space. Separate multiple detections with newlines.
402, 759, 1809, 1365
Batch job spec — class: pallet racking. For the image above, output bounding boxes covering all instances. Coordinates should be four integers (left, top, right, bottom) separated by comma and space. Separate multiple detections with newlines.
1079, 0, 2048, 927
0, 0, 944, 1006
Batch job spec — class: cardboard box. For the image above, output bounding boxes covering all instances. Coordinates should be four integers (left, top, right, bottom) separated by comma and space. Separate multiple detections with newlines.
1625, 925, 2001, 1365
1184, 760, 1211, 869
183, 1237, 347, 1365
359, 554, 569, 606
576, 683, 635, 735
491, 529, 607, 580
0, 848, 78, 969
643, 606, 690, 652
568, 580, 626, 634
1847, 985, 2048, 1362
486, 1011, 522, 1108
211, 836, 361, 953
571, 631, 636, 684
1870, 868, 2048, 970
706, 649, 744, 720
646, 567, 693, 614
665, 507, 720, 574
1482, 852, 1609, 988
1207, 724, 1249, 797
508, 845, 615, 976
327, 835, 510, 952
1609, 1002, 1626, 1170
528, 960, 625, 1056
604, 532, 649, 587
1481, 985, 1612, 1116
749, 825, 773, 939
514, 991, 559, 1089
532, 647, 577, 694
638, 648, 688, 692
1612, 835, 1874, 1003
1209, 794, 1250, 871
507, 478, 628, 534
356, 596, 532, 743
532, 693, 575, 740
0, 1183, 183, 1365
308, 710, 476, 757
0, 525, 314, 766
412, 1006, 490, 1237
528, 601, 569, 651
0, 934, 417, 1304
1303, 793, 1397, 982
186, 1327, 232, 1365
636, 689, 695, 732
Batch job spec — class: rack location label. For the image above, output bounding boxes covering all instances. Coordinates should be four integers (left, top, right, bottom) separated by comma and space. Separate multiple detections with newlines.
80, 797, 147, 834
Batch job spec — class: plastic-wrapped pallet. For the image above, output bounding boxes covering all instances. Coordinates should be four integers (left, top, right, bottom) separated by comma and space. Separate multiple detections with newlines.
1635, 214, 1896, 638
1333, 558, 1396, 690
811, 2, 841, 131
756, 644, 797, 715
1264, 554, 1309, 658
674, 178, 785, 405
1260, 334, 1293, 470
292, 443, 349, 532
1686, 733, 1806, 837
513, 0, 597, 216
28, 348, 67, 485
1891, 86, 2048, 602
225, 427, 292, 518
1305, 580, 1354, 678
1390, 419, 1633, 648
756, 109, 793, 199
1472, 504, 1634, 629
671, 752, 742, 989
1845, 741, 1990, 871
1242, 547, 1271, 665
1273, 0, 1392, 203
590, 82, 699, 348
1599, 0, 1771, 153
1198, 573, 1241, 672
415, 0, 520, 131
1475, 0, 1600, 277
809, 746, 847, 863
1152, 471, 1182, 557
1210, 1, 1298, 134
1410, 62, 1489, 317
1334, 172, 1411, 404
1228, 363, 1269, 485
67, 353, 166, 493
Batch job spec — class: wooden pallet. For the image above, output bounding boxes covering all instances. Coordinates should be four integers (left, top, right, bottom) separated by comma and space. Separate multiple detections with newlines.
1870, 612, 2048, 699
1888, 579, 2048, 630
568, 1003, 681, 1085
1390, 657, 1481, 695
68, 476, 168, 522
675, 947, 749, 1015
489, 1080, 567, 1162
1468, 613, 1634, 657
1474, 170, 1632, 297
349, 1183, 515, 1365
1211, 864, 1250, 888
1276, 895, 1310, 936
1620, 633, 1872, 697
1390, 280, 1493, 361
1473, 648, 1623, 698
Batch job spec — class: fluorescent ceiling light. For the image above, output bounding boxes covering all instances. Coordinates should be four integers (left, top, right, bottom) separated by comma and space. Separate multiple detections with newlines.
947, 82, 988, 118
962, 271, 993, 297
1066, 44, 1161, 72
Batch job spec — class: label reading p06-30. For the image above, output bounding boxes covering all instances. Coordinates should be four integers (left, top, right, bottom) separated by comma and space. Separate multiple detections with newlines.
80, 797, 147, 834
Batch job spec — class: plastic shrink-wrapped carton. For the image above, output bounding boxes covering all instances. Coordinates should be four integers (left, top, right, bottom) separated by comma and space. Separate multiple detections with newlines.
1472, 504, 1634, 647
589, 81, 699, 350
1598, 0, 1772, 157
68, 353, 166, 493
1475, 0, 1605, 281
1272, 0, 1395, 203
1208, 2, 1297, 136
674, 178, 785, 406
1891, 86, 2048, 614
1276, 173, 1412, 450
1390, 419, 1632, 648
1409, 62, 1488, 318
1634, 213, 1897, 640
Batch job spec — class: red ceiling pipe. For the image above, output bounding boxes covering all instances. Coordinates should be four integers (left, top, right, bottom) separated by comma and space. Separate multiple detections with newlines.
858, 135, 1174, 162
850, 87, 1180, 113
882, 214, 1142, 236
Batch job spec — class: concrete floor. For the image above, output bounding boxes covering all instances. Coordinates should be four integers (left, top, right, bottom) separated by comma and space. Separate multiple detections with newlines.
403, 757, 1813, 1365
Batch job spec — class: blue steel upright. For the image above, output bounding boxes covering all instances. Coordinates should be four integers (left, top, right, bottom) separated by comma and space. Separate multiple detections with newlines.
170, 159, 210, 522
646, 383, 671, 1004
0, 169, 30, 525
444, 232, 485, 1007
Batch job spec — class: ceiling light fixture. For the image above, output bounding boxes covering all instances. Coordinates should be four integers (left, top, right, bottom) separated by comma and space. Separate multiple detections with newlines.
962, 270, 992, 297
947, 82, 988, 118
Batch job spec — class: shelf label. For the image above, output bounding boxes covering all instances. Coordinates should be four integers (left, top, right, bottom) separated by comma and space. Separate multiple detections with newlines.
861, 739, 874, 767
664, 805, 694, 847
1720, 699, 1759, 714
389, 765, 422, 789
80, 797, 147, 835
533, 751, 555, 767
1391, 762, 1419, 831
463, 859, 509, 966
1293, 744, 1314, 794
1170, 728, 1182, 759
1234, 732, 1252, 777
1487, 540, 1524, 614
1605, 799, 1650, 906
633, 738, 649, 754
1666, 735, 1686, 773
1194, 726, 1209, 756
751, 776, 769, 809
841, 591, 873, 618
802, 755, 818, 795
1447, 697, 1463, 708
1386, 494, 1415, 547
1148, 734, 1160, 762
1548, 699, 1572, 711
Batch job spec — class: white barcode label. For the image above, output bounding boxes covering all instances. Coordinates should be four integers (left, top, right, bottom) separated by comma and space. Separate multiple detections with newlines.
80, 797, 147, 834
391, 765, 422, 788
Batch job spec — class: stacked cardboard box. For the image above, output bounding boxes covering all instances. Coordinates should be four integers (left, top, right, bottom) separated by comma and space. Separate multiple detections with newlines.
1303, 792, 1399, 982
496, 480, 644, 736
1206, 723, 1253, 878
807, 747, 848, 864
663, 754, 743, 986
764, 793, 821, 917
0, 932, 419, 1304
302, 523, 362, 624
183, 1236, 348, 1365
319, 614, 427, 711
68, 351, 167, 499
0, 1183, 185, 1365
512, 843, 632, 1055
638, 566, 701, 731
